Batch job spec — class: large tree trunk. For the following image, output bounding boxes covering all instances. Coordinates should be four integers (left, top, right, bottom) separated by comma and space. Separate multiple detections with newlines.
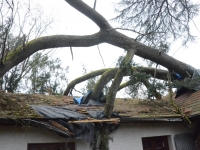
104, 49, 135, 117
98, 49, 134, 150
99, 125, 110, 150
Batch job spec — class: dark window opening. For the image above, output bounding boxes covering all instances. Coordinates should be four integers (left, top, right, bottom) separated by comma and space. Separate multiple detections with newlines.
27, 142, 75, 150
66, 142, 75, 150
142, 136, 169, 150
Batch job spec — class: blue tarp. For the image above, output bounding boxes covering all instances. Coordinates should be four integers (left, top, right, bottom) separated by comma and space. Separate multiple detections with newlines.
73, 90, 92, 104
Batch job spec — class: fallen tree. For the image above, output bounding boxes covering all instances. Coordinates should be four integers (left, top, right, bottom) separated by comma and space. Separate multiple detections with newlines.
64, 67, 176, 100
0, 0, 197, 78
0, 0, 199, 149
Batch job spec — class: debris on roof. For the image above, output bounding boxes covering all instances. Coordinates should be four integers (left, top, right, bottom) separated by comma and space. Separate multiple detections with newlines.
0, 91, 187, 143
0, 91, 181, 119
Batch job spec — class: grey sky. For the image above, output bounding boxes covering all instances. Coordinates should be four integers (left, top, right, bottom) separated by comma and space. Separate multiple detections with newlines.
31, 0, 200, 96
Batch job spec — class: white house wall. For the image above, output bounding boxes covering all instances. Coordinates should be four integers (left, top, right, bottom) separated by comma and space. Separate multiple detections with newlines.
109, 122, 193, 150
0, 122, 193, 150
0, 126, 90, 150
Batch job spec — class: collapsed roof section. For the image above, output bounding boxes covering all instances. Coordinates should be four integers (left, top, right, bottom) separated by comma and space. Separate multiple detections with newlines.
0, 91, 181, 119
0, 91, 192, 143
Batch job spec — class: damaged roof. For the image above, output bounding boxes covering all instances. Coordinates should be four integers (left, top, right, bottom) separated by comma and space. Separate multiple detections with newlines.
0, 90, 181, 120
0, 91, 192, 143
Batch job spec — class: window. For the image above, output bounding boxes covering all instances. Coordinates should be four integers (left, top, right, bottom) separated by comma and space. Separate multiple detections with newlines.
66, 142, 75, 150
27, 142, 75, 150
142, 136, 169, 150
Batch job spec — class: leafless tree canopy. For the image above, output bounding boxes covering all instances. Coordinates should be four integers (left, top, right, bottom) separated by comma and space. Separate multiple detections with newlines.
0, 0, 53, 91
114, 0, 199, 47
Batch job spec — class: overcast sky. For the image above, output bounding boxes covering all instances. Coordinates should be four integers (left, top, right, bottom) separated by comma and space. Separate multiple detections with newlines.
30, 0, 200, 96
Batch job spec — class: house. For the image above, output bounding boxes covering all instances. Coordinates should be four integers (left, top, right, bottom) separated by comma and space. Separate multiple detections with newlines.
0, 91, 199, 150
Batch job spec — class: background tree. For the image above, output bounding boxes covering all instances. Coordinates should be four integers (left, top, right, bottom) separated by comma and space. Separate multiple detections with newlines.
0, 0, 58, 93
24, 52, 68, 95
114, 0, 199, 47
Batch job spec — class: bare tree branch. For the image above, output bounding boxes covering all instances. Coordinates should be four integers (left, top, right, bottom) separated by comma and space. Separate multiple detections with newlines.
93, 0, 97, 10
64, 68, 110, 95
65, 0, 112, 30
97, 45, 105, 67
70, 47, 73, 61
104, 49, 135, 117
64, 65, 176, 96
114, 0, 199, 46
0, 0, 197, 83
0, 33, 101, 77
0, 0, 195, 81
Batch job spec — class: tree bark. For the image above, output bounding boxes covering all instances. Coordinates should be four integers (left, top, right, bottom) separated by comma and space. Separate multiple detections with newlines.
99, 125, 110, 150
0, 33, 101, 77
65, 0, 195, 77
64, 68, 110, 95
0, 0, 196, 78
98, 49, 134, 150
64, 66, 175, 100
90, 69, 118, 100
104, 49, 135, 118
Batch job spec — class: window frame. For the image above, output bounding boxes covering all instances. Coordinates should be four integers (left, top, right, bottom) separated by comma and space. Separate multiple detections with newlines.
27, 142, 76, 150
142, 135, 169, 150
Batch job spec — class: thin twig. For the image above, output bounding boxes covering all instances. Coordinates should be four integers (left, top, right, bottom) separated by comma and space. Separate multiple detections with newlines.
73, 88, 84, 95
107, 28, 165, 36
70, 47, 74, 61
151, 63, 159, 100
97, 45, 105, 67
93, 0, 97, 10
